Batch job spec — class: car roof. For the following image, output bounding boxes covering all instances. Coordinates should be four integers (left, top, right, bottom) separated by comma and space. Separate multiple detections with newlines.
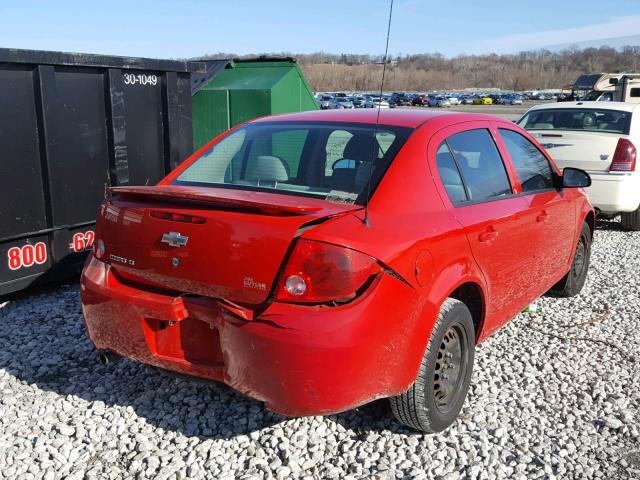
253, 109, 503, 129
527, 101, 639, 113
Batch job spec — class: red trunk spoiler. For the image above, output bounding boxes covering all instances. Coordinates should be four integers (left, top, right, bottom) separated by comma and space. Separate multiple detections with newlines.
108, 185, 332, 215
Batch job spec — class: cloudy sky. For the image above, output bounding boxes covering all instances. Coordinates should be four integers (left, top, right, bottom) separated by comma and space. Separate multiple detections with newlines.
1, 0, 639, 58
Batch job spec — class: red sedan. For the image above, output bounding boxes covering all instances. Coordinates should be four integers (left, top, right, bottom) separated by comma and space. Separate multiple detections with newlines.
81, 109, 594, 432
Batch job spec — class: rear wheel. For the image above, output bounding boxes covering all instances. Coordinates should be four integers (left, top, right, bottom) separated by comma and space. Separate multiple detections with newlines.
621, 206, 640, 231
550, 222, 591, 297
390, 298, 475, 433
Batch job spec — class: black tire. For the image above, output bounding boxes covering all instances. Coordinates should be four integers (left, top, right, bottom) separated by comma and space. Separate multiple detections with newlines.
621, 206, 640, 231
390, 298, 475, 433
550, 222, 592, 297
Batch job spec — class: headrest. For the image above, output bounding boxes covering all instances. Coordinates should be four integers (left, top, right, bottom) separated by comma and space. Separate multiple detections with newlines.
246, 155, 289, 182
344, 135, 379, 163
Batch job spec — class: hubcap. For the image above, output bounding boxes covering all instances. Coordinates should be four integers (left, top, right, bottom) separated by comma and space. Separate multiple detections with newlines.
433, 324, 467, 413
572, 236, 586, 280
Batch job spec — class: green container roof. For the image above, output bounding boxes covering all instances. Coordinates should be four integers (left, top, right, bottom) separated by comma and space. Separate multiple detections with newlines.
203, 63, 295, 91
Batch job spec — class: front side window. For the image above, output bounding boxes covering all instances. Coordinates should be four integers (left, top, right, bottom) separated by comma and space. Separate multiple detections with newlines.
175, 122, 411, 205
499, 129, 554, 192
446, 129, 512, 202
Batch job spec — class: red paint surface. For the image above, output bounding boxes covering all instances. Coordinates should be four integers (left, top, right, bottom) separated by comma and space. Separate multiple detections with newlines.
81, 109, 593, 416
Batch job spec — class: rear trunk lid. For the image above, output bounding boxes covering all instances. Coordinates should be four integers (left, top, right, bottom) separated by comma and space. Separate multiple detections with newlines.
530, 130, 624, 172
97, 185, 362, 305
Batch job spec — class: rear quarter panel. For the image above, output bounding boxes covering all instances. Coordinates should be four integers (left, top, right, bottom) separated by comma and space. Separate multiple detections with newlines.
303, 121, 489, 388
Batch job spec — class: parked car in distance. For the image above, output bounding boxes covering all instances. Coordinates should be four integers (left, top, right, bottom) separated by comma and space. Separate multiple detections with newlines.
350, 95, 367, 108
82, 109, 594, 434
519, 101, 640, 229
366, 95, 390, 109
329, 97, 355, 109
493, 94, 508, 105
316, 94, 333, 110
411, 95, 430, 107
503, 94, 523, 105
447, 96, 461, 105
389, 93, 412, 107
460, 95, 475, 105
473, 96, 493, 105
428, 96, 451, 108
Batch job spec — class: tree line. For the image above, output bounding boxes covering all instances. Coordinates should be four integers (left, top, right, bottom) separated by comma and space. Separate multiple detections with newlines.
197, 46, 640, 91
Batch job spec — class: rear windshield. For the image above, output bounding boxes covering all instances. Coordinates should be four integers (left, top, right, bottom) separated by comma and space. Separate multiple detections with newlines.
518, 108, 631, 135
174, 122, 412, 205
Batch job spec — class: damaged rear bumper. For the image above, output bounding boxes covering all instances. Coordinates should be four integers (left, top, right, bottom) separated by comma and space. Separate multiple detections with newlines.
80, 255, 427, 416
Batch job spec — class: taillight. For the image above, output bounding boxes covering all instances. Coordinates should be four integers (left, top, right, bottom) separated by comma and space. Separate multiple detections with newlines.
274, 239, 381, 303
610, 138, 637, 172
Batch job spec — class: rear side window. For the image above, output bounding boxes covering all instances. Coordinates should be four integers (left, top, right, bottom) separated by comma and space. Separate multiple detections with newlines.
518, 108, 631, 134
446, 129, 512, 202
499, 129, 554, 192
436, 143, 467, 203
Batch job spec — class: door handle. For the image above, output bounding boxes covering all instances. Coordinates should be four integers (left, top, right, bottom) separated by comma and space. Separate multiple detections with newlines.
537, 212, 549, 223
478, 229, 498, 242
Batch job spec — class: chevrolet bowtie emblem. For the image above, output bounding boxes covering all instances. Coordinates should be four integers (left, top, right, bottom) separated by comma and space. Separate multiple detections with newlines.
161, 231, 189, 248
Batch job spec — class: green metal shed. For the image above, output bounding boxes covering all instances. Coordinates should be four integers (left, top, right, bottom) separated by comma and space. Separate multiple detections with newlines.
191, 57, 318, 149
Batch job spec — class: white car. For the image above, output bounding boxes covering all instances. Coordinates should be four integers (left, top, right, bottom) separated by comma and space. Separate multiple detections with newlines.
428, 96, 451, 108
446, 96, 461, 105
518, 101, 640, 229
366, 96, 390, 109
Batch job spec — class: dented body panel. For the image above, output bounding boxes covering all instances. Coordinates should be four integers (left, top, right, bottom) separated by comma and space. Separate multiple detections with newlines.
81, 109, 594, 416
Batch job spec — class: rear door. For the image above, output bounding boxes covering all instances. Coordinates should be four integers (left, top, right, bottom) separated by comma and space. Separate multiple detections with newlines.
430, 123, 537, 334
494, 125, 576, 284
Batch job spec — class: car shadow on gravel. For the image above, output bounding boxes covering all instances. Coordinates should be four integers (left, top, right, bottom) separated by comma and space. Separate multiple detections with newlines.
0, 283, 408, 441
595, 217, 627, 231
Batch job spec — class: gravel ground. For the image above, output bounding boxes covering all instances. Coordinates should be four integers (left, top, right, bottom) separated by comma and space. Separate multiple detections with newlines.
0, 218, 638, 480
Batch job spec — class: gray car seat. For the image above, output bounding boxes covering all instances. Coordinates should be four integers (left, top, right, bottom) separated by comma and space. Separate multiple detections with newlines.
246, 155, 290, 183
331, 135, 380, 189
436, 152, 466, 203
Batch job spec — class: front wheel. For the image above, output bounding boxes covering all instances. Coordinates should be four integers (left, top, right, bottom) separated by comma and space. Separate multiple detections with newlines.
621, 206, 640, 231
550, 222, 592, 297
390, 298, 475, 433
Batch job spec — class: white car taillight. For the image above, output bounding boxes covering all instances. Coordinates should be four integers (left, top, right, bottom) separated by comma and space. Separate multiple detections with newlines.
610, 138, 637, 172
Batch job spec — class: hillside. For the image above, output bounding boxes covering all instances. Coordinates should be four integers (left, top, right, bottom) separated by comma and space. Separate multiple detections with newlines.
199, 46, 640, 91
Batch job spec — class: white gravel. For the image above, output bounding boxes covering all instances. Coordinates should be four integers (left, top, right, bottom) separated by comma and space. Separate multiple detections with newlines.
0, 219, 638, 480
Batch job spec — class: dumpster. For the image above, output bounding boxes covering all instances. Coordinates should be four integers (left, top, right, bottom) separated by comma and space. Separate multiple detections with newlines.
191, 57, 318, 149
0, 48, 205, 295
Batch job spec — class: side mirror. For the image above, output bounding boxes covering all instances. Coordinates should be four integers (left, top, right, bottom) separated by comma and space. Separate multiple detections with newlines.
562, 167, 591, 188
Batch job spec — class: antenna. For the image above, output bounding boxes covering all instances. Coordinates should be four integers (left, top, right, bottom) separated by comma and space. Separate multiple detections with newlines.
363, 0, 394, 228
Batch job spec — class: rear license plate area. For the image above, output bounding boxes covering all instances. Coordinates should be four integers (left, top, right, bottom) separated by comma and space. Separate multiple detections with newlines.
143, 317, 224, 365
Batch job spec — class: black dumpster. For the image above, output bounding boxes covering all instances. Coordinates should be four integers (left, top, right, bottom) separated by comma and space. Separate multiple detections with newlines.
0, 48, 205, 295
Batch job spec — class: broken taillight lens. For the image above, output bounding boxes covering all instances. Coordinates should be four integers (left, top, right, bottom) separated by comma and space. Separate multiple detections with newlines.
274, 239, 381, 303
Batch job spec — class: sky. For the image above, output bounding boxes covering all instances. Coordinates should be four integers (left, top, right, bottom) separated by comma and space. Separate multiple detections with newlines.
1, 0, 639, 59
